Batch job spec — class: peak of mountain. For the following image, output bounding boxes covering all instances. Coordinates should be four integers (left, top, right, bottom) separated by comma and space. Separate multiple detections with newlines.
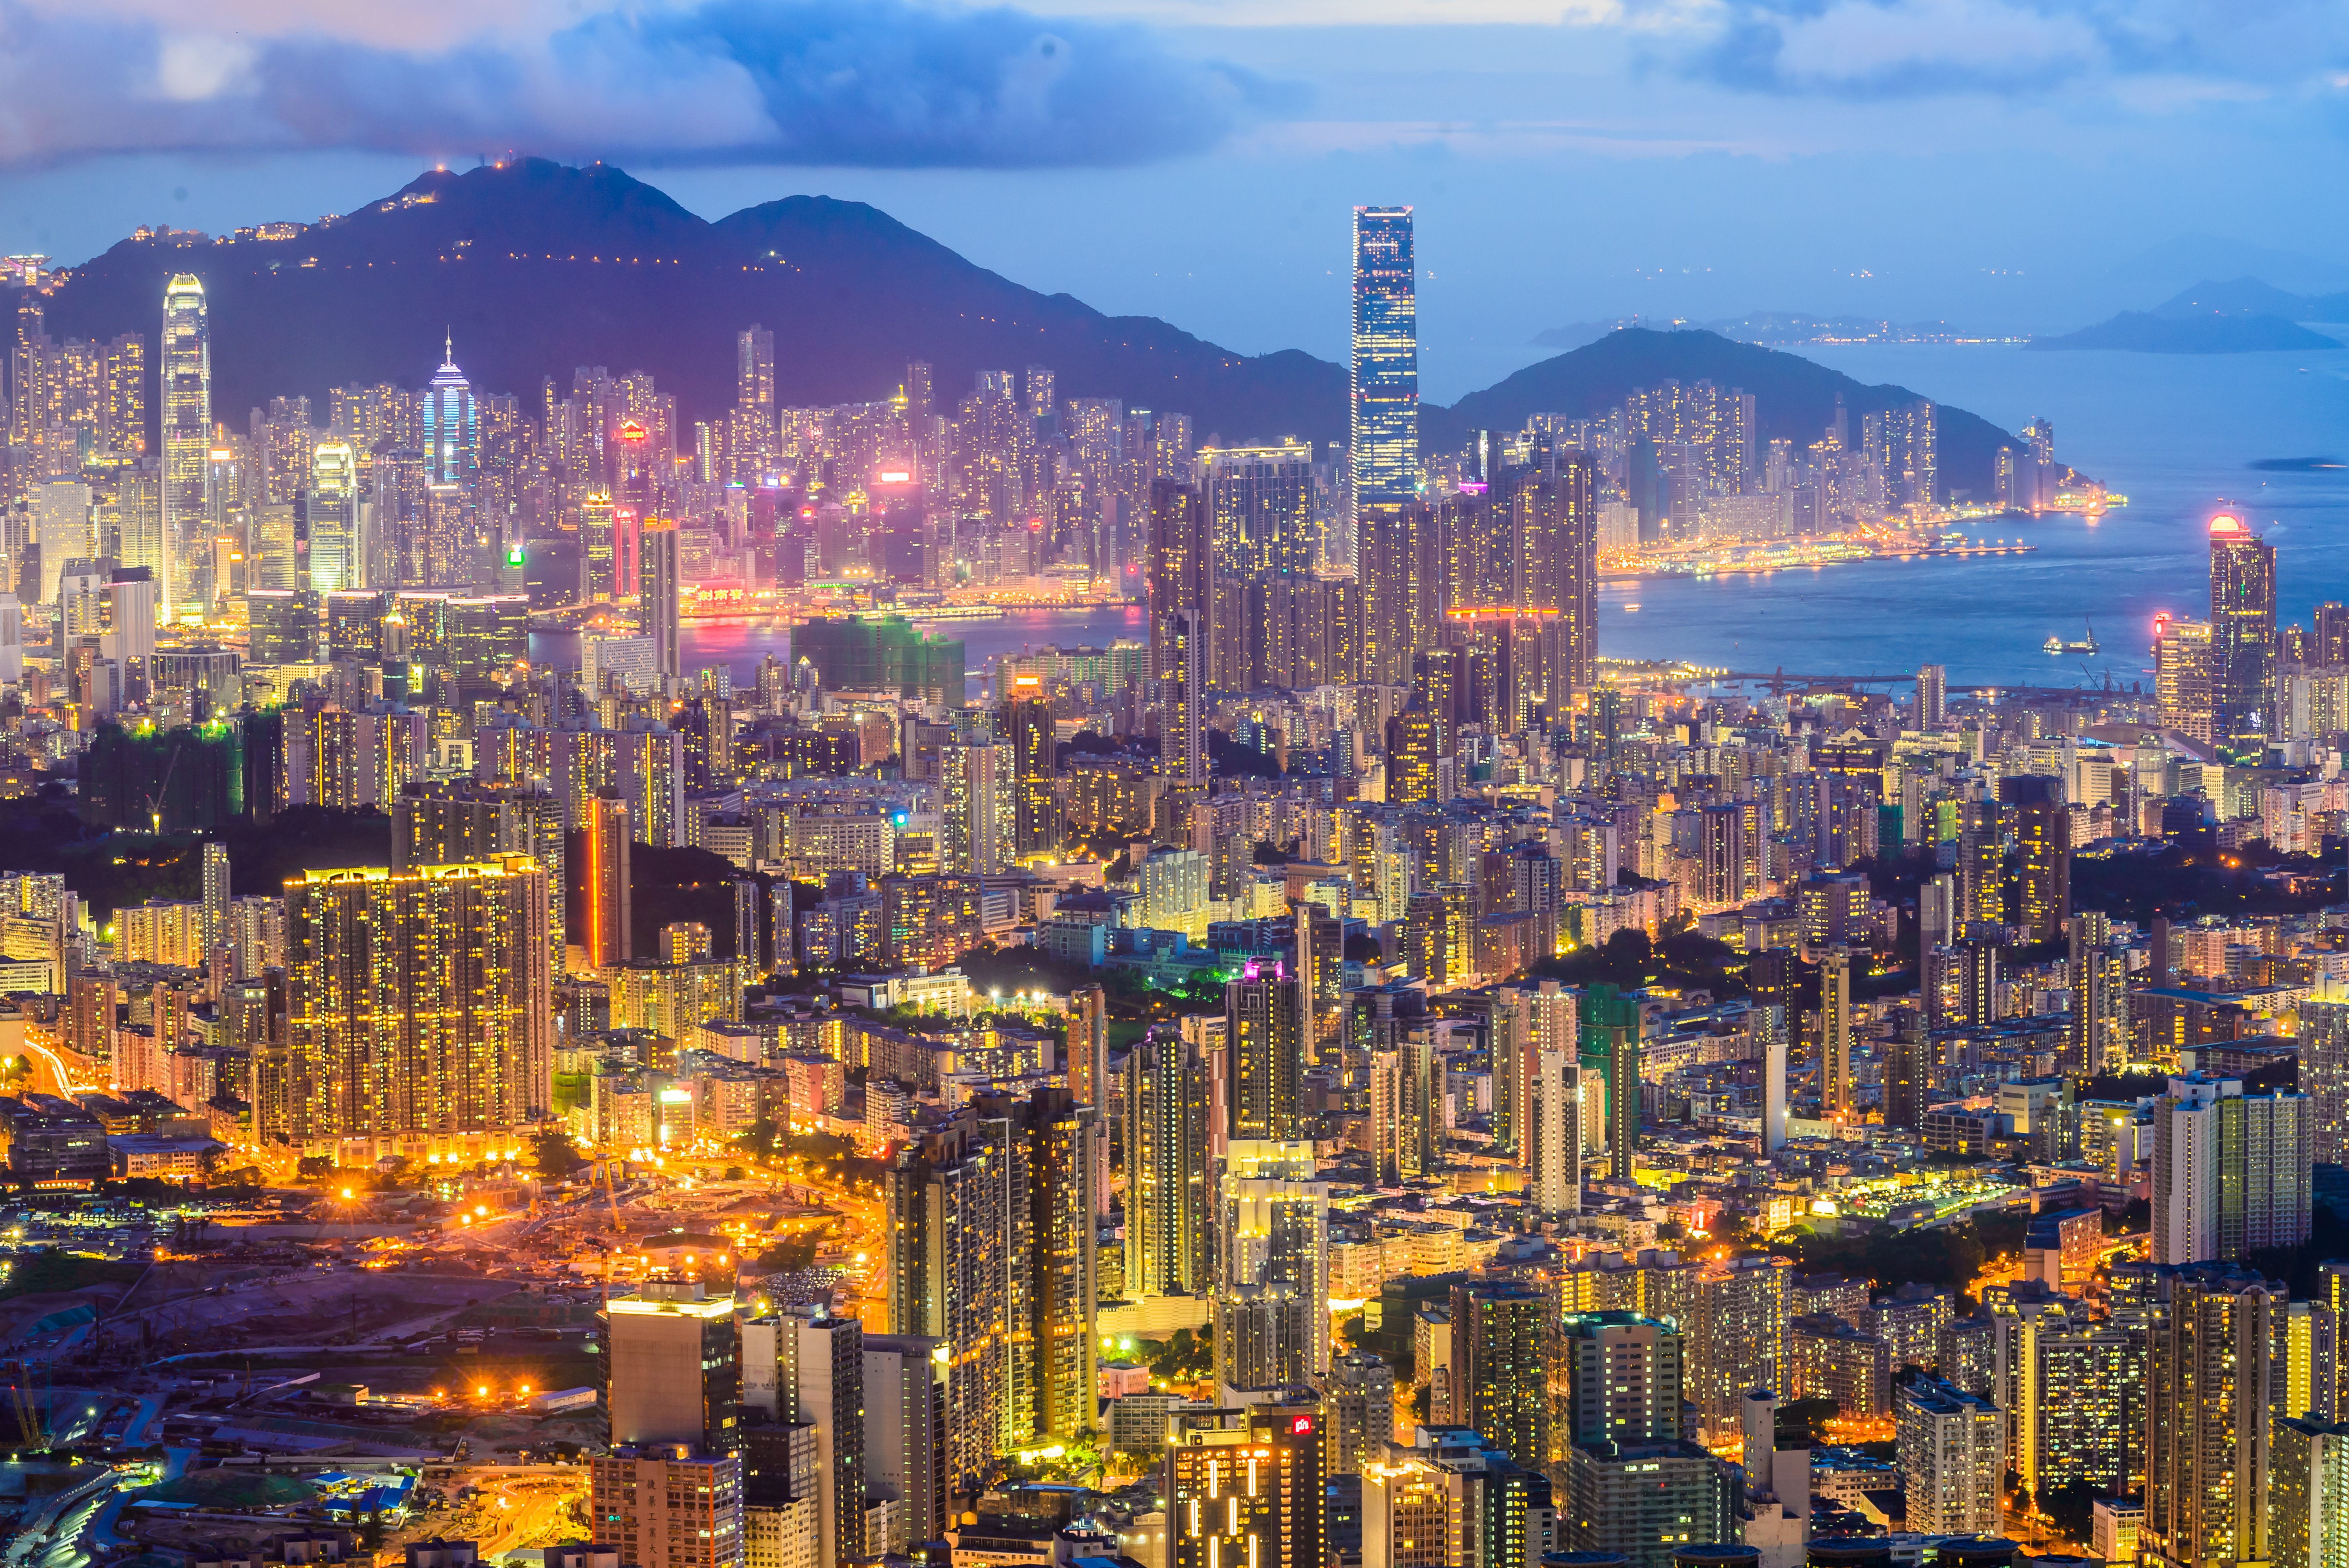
1430, 328, 2025, 499
2027, 310, 2343, 355
2148, 276, 2326, 320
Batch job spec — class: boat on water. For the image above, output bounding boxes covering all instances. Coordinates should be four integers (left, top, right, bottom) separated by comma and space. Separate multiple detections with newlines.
2044, 619, 2099, 655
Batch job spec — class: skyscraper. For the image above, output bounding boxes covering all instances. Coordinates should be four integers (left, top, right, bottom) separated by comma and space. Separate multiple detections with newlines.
1819, 945, 1854, 1122
2209, 513, 2277, 758
160, 273, 209, 616
280, 856, 552, 1154
1124, 1032, 1212, 1298
1450, 1280, 1548, 1466
2001, 774, 2070, 943
1553, 1313, 1685, 1449
940, 738, 1013, 875
201, 840, 231, 977
308, 438, 362, 594
2149, 1264, 2281, 1568
1917, 663, 1948, 729
421, 335, 479, 488
1227, 964, 1306, 1142
1166, 1404, 1326, 1568
1215, 1139, 1327, 1393
643, 518, 681, 683
742, 1307, 864, 1568
567, 796, 633, 969
1897, 1377, 2003, 1535
1350, 207, 1418, 515
2150, 1073, 2312, 1265
603, 1276, 743, 1453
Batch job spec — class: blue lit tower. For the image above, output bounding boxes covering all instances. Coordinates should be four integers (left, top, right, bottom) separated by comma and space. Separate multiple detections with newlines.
421, 333, 478, 488
1350, 207, 1418, 515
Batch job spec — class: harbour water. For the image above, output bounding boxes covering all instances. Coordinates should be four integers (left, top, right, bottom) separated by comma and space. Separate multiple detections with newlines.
660, 343, 2349, 695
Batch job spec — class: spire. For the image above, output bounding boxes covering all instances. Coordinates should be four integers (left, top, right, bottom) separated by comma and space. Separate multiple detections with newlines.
444, 328, 454, 367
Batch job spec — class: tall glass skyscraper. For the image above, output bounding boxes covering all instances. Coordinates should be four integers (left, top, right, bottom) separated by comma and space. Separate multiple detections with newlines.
161, 273, 210, 618
2209, 512, 2277, 758
1349, 206, 1418, 514
421, 335, 479, 488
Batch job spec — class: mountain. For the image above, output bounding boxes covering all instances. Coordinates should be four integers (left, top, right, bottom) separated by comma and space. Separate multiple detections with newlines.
2146, 277, 2338, 320
35, 159, 2041, 496
1430, 328, 2027, 500
2024, 311, 2344, 354
35, 158, 1347, 450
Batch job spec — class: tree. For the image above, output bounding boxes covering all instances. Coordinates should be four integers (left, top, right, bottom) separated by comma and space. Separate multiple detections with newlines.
734, 1118, 779, 1160
532, 1130, 587, 1179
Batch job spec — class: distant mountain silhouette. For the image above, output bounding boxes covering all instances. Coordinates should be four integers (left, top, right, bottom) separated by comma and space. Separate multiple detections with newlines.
35, 159, 2040, 499
36, 157, 1347, 450
2027, 310, 2343, 355
1432, 328, 2031, 500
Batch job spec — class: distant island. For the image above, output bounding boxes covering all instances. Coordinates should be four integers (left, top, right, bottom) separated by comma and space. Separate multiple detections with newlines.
2026, 310, 2343, 354
1535, 313, 2021, 351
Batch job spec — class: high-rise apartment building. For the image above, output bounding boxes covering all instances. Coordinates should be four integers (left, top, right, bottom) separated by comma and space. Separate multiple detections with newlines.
591, 1445, 743, 1568
567, 796, 633, 969
1685, 1254, 1791, 1445
1897, 1377, 2003, 1535
280, 857, 552, 1155
939, 739, 1013, 876
2150, 1073, 2312, 1265
860, 1335, 948, 1548
2156, 613, 2217, 745
1350, 207, 1418, 515
742, 1307, 864, 1568
1553, 1312, 1685, 1450
2149, 1264, 2282, 1568
1449, 1280, 1548, 1467
1226, 965, 1305, 1142
1124, 1032, 1212, 1299
2271, 1415, 2349, 1568
2001, 774, 2070, 943
1216, 1139, 1327, 1393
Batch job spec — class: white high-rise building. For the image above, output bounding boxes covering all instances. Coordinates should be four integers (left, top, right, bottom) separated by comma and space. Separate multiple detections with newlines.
2152, 1073, 2313, 1265
161, 273, 209, 617
308, 439, 362, 593
1899, 1376, 2003, 1535
1533, 1047, 1581, 1218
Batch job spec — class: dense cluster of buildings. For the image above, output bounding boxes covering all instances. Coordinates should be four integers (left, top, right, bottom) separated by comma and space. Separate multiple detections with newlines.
2, 209, 2349, 1568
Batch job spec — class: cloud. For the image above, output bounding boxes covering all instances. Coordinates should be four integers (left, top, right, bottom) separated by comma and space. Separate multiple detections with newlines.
1675, 0, 2349, 99
0, 0, 1286, 169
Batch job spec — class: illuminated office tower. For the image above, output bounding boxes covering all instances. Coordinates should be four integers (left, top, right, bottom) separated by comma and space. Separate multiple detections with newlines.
2150, 1073, 2312, 1265
583, 491, 617, 601
1165, 1405, 1325, 1568
281, 856, 551, 1154
1897, 1377, 2003, 1535
742, 1307, 864, 1568
605, 1275, 743, 1451
2209, 513, 2277, 758
160, 274, 209, 616
2150, 1264, 2281, 1568
1216, 1138, 1327, 1392
940, 738, 1013, 875
1819, 945, 1854, 1122
1917, 663, 1948, 729
738, 326, 776, 413
1350, 207, 1418, 515
1227, 965, 1305, 1142
307, 438, 362, 593
642, 518, 681, 682
1451, 1280, 1547, 1465
567, 796, 633, 969
2155, 614, 2217, 745
1125, 1033, 1212, 1299
201, 840, 231, 975
1003, 684, 1056, 858
2001, 774, 2069, 942
421, 335, 478, 489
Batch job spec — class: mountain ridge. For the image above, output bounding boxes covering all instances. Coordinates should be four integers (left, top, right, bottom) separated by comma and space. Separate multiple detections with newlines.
34, 157, 2028, 496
